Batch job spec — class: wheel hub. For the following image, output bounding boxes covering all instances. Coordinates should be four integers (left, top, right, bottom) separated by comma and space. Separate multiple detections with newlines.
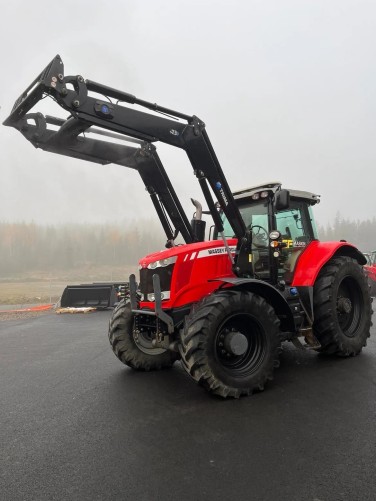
133, 329, 166, 355
337, 296, 352, 314
224, 330, 249, 356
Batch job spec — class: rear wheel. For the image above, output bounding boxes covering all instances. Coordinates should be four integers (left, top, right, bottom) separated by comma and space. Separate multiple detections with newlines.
108, 299, 178, 370
313, 256, 373, 356
180, 289, 281, 398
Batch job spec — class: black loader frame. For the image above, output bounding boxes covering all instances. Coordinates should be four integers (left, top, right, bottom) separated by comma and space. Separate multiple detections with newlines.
3, 54, 253, 274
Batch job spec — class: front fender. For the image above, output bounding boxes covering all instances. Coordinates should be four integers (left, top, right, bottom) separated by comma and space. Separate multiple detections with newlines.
213, 277, 295, 332
292, 241, 366, 287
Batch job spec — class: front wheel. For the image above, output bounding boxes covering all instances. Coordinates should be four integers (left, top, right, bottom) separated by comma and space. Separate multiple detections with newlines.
180, 289, 281, 398
313, 256, 373, 356
108, 299, 178, 370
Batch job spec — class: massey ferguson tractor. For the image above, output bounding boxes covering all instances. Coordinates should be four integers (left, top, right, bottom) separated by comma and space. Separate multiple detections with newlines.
4, 55, 373, 398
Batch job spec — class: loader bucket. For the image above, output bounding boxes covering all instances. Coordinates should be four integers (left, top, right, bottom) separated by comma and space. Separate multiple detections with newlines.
60, 283, 128, 309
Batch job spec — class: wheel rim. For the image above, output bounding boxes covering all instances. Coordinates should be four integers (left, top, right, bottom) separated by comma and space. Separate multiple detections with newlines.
336, 276, 362, 338
214, 313, 268, 379
133, 330, 166, 355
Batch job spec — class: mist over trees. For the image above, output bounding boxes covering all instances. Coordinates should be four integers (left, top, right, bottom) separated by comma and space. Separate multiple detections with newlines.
0, 214, 375, 278
0, 220, 166, 277
317, 214, 376, 252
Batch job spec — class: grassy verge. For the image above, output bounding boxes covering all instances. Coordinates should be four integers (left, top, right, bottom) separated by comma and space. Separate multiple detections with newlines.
0, 265, 135, 304
0, 281, 72, 305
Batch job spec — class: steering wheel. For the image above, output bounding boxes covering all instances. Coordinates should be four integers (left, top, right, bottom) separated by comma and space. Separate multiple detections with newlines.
249, 225, 268, 247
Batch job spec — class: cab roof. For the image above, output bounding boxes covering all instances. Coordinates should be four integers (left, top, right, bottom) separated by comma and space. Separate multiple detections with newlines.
232, 181, 320, 205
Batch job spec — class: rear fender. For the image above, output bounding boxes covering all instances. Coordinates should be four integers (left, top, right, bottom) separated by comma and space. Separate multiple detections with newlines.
292, 241, 366, 287
213, 277, 295, 332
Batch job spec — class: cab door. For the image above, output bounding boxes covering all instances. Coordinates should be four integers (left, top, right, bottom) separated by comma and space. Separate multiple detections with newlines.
275, 202, 316, 283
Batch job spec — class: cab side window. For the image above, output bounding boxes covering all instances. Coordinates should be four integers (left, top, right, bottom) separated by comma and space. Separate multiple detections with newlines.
275, 205, 310, 283
275, 207, 308, 247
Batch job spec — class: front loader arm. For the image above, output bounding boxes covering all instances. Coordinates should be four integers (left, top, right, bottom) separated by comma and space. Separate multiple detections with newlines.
4, 54, 253, 275
136, 143, 194, 245
6, 111, 194, 245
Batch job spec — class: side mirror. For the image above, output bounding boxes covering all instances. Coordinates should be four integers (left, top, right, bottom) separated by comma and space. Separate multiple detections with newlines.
275, 189, 290, 211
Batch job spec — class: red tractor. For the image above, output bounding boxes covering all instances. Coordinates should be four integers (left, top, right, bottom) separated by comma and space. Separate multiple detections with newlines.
4, 55, 373, 398
364, 251, 376, 296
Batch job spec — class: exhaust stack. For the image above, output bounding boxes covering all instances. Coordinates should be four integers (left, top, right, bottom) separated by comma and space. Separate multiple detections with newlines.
191, 198, 206, 242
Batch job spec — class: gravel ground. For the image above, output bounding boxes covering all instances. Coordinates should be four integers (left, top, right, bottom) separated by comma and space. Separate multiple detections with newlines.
0, 310, 54, 321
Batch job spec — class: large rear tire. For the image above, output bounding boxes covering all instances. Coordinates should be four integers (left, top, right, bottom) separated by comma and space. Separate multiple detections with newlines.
180, 289, 281, 398
313, 256, 373, 356
108, 299, 178, 370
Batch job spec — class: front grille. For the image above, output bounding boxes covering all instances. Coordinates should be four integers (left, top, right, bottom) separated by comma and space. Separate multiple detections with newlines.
139, 264, 174, 297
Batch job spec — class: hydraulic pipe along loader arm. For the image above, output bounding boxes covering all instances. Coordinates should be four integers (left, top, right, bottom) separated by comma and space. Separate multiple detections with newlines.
3, 54, 251, 276
4, 55, 372, 399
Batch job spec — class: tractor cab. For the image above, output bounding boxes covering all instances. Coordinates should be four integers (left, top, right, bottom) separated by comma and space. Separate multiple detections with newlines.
221, 182, 320, 284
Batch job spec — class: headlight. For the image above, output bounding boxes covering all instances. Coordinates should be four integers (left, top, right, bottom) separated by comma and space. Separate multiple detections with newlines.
147, 256, 177, 269
269, 230, 281, 240
146, 291, 170, 302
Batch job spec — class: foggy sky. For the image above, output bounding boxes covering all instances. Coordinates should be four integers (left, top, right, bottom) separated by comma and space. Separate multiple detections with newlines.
1, 0, 375, 228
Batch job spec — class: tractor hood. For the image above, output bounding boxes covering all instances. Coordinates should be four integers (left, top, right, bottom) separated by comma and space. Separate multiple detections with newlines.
138, 239, 238, 269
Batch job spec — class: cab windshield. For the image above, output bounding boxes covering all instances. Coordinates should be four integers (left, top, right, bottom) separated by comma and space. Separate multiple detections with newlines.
222, 201, 268, 238
221, 198, 317, 283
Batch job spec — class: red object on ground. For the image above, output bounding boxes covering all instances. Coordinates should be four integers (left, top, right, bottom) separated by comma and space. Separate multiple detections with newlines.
0, 304, 54, 314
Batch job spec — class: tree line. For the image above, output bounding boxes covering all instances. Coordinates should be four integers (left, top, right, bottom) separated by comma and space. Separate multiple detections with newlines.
318, 214, 376, 252
0, 220, 166, 276
0, 215, 375, 277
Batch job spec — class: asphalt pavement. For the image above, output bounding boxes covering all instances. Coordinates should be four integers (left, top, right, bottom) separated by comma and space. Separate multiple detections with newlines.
1, 310, 375, 501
